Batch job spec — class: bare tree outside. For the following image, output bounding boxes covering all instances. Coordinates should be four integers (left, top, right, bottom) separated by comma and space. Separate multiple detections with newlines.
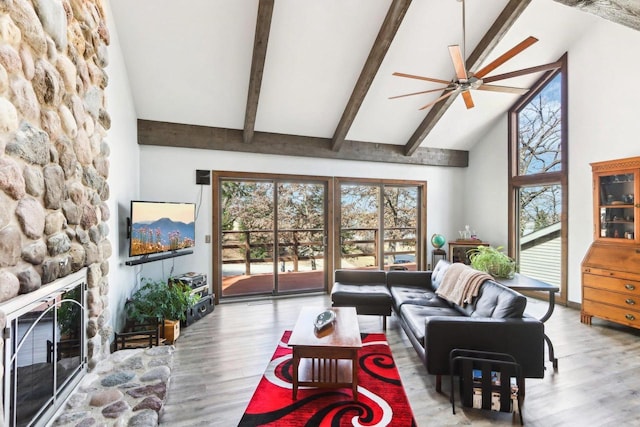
339, 184, 418, 268
384, 186, 418, 257
218, 176, 423, 297
518, 73, 562, 236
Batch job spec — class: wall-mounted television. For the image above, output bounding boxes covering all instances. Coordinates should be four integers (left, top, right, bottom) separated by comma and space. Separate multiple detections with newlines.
128, 201, 196, 258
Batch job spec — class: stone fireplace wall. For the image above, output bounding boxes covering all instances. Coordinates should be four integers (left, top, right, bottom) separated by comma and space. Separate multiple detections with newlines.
0, 0, 112, 371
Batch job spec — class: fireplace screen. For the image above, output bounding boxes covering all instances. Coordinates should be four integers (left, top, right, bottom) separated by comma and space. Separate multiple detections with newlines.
2, 270, 86, 427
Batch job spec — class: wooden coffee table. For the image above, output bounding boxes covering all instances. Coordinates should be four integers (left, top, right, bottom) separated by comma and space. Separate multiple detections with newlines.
289, 307, 362, 401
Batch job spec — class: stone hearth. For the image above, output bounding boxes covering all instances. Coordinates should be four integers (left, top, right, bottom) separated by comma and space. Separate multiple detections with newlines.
52, 346, 174, 427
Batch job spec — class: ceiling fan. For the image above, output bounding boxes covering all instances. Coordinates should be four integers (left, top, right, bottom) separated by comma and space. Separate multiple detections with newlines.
391, 0, 540, 110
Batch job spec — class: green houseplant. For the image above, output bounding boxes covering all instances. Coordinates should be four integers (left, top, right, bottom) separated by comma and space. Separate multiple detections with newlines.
126, 278, 200, 344
127, 278, 199, 322
468, 245, 516, 279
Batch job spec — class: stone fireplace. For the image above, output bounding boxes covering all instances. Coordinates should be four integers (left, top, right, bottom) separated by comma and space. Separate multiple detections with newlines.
0, 0, 113, 425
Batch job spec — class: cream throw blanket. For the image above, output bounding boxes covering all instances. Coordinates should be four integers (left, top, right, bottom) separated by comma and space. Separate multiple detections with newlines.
435, 263, 493, 306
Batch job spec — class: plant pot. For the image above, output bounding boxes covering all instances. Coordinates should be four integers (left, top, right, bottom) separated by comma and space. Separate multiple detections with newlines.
487, 260, 516, 279
163, 319, 180, 344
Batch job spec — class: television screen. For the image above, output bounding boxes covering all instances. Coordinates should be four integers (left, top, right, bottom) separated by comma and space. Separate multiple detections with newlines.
129, 201, 196, 257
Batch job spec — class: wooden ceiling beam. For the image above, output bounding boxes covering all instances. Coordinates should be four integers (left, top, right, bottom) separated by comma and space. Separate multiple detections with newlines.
403, 0, 532, 156
551, 0, 640, 31
243, 0, 274, 144
331, 0, 412, 152
138, 119, 468, 167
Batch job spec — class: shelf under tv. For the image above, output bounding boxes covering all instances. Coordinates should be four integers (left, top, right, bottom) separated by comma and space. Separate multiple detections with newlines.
125, 250, 194, 266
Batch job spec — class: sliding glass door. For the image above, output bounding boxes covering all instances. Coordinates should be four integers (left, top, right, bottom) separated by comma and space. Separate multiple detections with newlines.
214, 173, 425, 300
216, 174, 328, 298
276, 182, 326, 293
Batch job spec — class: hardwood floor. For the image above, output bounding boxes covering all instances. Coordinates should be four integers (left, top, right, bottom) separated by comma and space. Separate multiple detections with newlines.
159, 294, 640, 426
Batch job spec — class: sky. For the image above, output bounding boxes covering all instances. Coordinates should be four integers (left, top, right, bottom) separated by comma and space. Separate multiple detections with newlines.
132, 201, 195, 224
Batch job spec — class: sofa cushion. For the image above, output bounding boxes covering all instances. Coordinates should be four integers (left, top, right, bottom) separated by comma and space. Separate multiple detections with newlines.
331, 282, 392, 305
461, 280, 527, 318
400, 304, 461, 343
334, 269, 387, 284
390, 286, 451, 311
387, 270, 432, 289
430, 259, 451, 291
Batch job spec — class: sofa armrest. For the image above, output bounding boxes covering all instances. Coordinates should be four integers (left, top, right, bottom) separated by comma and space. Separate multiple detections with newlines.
425, 316, 545, 378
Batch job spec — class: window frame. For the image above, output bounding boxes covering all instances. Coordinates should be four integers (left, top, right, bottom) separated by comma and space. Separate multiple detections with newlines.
333, 177, 427, 272
212, 172, 427, 301
508, 53, 568, 305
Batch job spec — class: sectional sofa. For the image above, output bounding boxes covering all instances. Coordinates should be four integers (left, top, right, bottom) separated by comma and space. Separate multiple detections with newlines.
331, 260, 546, 390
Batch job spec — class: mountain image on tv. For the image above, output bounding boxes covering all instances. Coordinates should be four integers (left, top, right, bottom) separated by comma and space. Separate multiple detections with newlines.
130, 202, 196, 256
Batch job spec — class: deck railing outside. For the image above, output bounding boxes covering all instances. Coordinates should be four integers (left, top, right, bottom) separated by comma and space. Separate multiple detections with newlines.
222, 227, 417, 275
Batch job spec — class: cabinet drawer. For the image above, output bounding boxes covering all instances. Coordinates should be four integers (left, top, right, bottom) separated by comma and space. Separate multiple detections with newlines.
582, 274, 640, 296
583, 300, 640, 329
582, 266, 640, 282
583, 287, 640, 309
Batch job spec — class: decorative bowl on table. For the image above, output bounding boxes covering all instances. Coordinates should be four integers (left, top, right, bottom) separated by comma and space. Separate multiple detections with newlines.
314, 309, 336, 331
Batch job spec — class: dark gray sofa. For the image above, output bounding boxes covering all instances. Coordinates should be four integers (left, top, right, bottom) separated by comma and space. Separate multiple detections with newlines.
332, 260, 545, 390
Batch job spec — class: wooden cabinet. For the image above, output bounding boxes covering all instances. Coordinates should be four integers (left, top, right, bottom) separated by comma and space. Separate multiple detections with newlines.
449, 240, 488, 265
581, 245, 640, 328
582, 156, 640, 329
591, 156, 640, 242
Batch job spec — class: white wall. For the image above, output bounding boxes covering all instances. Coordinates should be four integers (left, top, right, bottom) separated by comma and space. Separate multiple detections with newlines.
137, 146, 466, 284
566, 18, 640, 302
464, 118, 509, 248
466, 17, 640, 304
104, 0, 141, 332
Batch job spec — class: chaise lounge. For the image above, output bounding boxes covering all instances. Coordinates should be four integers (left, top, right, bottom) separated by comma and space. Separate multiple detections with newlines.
331, 269, 393, 330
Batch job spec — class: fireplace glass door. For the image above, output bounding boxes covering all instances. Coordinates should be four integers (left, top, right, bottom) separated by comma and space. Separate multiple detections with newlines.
3, 276, 86, 427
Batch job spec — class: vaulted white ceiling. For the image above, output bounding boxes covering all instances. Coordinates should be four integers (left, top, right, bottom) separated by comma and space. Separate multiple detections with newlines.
109, 0, 626, 156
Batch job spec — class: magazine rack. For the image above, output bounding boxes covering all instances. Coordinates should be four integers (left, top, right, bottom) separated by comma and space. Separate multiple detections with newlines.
449, 349, 524, 425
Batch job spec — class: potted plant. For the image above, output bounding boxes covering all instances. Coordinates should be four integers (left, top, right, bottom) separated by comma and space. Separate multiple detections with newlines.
126, 278, 200, 344
468, 245, 516, 279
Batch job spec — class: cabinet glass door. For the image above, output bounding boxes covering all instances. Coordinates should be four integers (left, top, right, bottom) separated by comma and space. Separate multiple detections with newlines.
598, 171, 636, 241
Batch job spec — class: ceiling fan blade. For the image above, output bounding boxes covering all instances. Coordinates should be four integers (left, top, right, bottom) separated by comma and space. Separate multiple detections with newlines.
474, 36, 539, 79
448, 45, 468, 81
418, 90, 458, 111
392, 72, 451, 85
461, 90, 474, 109
482, 61, 563, 84
389, 86, 451, 100
477, 84, 529, 95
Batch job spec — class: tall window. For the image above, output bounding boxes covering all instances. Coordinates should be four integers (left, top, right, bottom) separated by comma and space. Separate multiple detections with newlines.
508, 54, 568, 304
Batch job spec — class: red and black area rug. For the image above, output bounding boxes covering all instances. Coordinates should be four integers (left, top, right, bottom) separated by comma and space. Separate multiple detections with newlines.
239, 331, 417, 426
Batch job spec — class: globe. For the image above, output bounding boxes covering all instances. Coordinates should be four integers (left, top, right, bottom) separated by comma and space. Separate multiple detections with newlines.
431, 233, 446, 249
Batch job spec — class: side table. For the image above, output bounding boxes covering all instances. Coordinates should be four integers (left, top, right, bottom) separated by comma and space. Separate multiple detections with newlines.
495, 274, 560, 369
